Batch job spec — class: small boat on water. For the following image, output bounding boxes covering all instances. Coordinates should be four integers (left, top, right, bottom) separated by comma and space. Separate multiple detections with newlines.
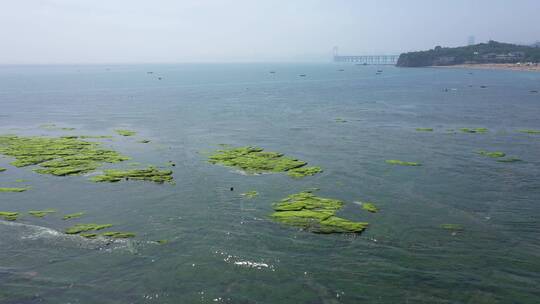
299, 74, 306, 77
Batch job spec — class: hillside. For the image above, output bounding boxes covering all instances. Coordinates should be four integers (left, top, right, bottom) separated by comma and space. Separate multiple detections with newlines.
397, 41, 540, 67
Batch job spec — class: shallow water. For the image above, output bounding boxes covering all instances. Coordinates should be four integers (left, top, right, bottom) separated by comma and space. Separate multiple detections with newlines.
1, 63, 539, 303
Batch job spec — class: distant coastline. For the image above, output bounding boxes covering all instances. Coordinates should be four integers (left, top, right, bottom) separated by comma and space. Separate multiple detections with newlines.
397, 41, 540, 68
431, 63, 540, 72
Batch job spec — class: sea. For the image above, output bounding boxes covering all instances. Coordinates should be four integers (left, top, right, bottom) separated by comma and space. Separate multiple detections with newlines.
0, 63, 539, 303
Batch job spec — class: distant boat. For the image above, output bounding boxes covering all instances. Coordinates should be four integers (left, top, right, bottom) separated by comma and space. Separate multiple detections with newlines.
269, 71, 276, 74
158, 77, 162, 80
299, 74, 306, 77
338, 69, 344, 72
377, 70, 383, 73
147, 71, 153, 74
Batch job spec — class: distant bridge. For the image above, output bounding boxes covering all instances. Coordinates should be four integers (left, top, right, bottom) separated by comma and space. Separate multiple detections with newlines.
332, 46, 400, 65
333, 55, 399, 65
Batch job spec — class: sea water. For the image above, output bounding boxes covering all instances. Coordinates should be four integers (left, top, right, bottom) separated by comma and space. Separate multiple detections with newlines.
0, 63, 539, 303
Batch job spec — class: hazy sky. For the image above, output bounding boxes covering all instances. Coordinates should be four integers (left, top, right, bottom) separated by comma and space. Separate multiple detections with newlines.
1, 0, 539, 64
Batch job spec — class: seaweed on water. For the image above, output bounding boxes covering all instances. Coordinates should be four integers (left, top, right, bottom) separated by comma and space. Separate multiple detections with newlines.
28, 209, 56, 218
416, 128, 434, 132
0, 187, 28, 193
0, 135, 175, 184
496, 158, 522, 163
90, 167, 174, 184
385, 160, 421, 166
65, 223, 113, 234
39, 124, 75, 131
80, 233, 98, 238
79, 135, 113, 139
208, 146, 322, 178
518, 129, 540, 134
460, 128, 488, 134
0, 211, 18, 221
287, 166, 323, 178
63, 212, 84, 220
241, 191, 259, 199
477, 150, 506, 158
270, 191, 368, 234
0, 135, 130, 177
101, 231, 136, 238
0, 167, 6, 172
115, 130, 136, 137
440, 224, 463, 231
361, 202, 379, 213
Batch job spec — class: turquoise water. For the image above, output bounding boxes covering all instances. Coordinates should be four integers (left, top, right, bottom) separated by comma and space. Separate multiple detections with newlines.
1, 64, 539, 303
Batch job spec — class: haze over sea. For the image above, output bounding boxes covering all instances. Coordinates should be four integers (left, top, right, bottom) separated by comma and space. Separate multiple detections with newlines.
1, 63, 539, 303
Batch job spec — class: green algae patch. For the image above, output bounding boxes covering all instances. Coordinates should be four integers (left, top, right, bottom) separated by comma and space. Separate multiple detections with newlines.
477, 150, 506, 158
79, 135, 113, 139
385, 160, 421, 166
80, 233, 98, 238
497, 158, 522, 163
518, 129, 540, 134
241, 191, 259, 199
0, 211, 19, 221
317, 217, 369, 234
15, 179, 26, 183
63, 212, 84, 220
271, 191, 367, 234
39, 123, 57, 130
440, 224, 463, 231
90, 167, 173, 184
460, 128, 488, 133
0, 135, 130, 176
361, 202, 378, 213
115, 129, 136, 137
0, 167, 6, 172
28, 209, 56, 218
78, 231, 135, 238
416, 128, 433, 132
287, 166, 323, 178
0, 187, 28, 193
102, 231, 136, 238
65, 223, 113, 234
39, 124, 75, 131
208, 146, 321, 178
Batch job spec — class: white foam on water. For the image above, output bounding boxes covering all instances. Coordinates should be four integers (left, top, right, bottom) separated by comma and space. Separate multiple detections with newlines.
234, 261, 269, 269
0, 220, 126, 250
215, 250, 275, 271
0, 220, 61, 239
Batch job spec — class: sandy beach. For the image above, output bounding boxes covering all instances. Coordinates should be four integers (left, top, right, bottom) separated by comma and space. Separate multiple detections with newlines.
433, 63, 540, 72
